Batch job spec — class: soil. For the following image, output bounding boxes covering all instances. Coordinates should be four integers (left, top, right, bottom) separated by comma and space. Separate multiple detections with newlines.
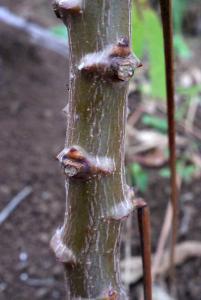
0, 0, 57, 27
0, 3, 201, 300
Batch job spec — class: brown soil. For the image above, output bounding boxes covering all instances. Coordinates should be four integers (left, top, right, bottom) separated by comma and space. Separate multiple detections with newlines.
0, 0, 57, 27
0, 4, 201, 300
0, 24, 67, 300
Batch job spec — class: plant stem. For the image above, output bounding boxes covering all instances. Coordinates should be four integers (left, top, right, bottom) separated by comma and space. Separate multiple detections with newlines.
50, 1, 141, 299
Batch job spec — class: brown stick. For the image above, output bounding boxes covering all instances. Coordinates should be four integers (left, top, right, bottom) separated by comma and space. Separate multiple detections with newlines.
159, 0, 178, 284
136, 199, 152, 300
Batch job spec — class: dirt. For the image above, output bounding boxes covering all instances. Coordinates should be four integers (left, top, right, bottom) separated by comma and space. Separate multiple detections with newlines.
0, 23, 67, 300
0, 0, 57, 27
0, 3, 201, 300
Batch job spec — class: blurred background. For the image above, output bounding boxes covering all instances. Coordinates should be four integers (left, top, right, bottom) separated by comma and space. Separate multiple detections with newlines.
0, 1, 201, 299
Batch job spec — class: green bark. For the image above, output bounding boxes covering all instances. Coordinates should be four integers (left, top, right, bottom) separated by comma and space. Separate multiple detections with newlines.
51, 1, 140, 299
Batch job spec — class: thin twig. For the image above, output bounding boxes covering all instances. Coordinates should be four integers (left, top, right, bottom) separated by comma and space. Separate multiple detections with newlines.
0, 186, 32, 225
159, 0, 178, 285
0, 6, 68, 57
137, 201, 152, 300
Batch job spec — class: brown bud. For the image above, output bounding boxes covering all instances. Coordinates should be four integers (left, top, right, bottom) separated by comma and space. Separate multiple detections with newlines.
100, 290, 118, 300
111, 56, 139, 81
110, 36, 131, 58
78, 37, 142, 82
57, 146, 115, 179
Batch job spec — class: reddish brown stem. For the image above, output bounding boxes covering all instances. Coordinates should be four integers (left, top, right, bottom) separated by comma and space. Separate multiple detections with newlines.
136, 199, 152, 300
159, 0, 178, 283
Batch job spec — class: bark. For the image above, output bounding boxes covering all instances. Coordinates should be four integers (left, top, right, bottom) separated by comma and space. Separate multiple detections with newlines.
50, 1, 141, 299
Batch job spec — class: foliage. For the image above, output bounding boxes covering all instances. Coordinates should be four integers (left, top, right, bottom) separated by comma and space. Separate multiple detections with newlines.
159, 160, 198, 183
131, 0, 192, 100
131, 3, 166, 99
141, 85, 201, 132
130, 156, 198, 192
173, 0, 190, 58
142, 114, 168, 133
176, 85, 201, 121
50, 25, 67, 38
130, 163, 149, 192
177, 85, 201, 98
174, 34, 191, 59
173, 0, 187, 34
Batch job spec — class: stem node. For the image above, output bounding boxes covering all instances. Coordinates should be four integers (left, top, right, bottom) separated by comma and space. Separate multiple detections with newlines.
50, 227, 76, 265
78, 39, 142, 82
57, 146, 115, 179
53, 0, 83, 18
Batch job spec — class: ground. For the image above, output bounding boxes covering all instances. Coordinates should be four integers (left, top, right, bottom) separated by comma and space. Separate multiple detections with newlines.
0, 2, 201, 300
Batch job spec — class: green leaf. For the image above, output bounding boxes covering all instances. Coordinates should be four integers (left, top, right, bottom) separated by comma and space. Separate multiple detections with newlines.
173, 0, 187, 34
131, 7, 145, 58
177, 85, 201, 97
130, 163, 149, 193
142, 114, 168, 133
174, 34, 191, 59
172, 0, 191, 59
177, 164, 197, 182
50, 25, 67, 39
131, 4, 166, 99
143, 8, 166, 99
159, 167, 170, 178
159, 161, 197, 182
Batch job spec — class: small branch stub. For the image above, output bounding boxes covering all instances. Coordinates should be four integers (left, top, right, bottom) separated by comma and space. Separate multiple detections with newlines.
106, 186, 136, 221
134, 198, 152, 300
53, 0, 83, 18
57, 146, 115, 179
78, 37, 142, 82
50, 227, 76, 265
